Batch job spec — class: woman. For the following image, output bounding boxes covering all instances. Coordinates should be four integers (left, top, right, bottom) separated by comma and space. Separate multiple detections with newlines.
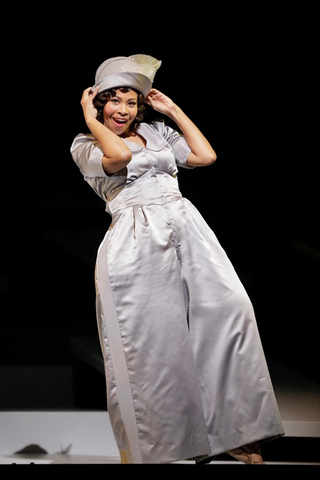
70, 54, 284, 464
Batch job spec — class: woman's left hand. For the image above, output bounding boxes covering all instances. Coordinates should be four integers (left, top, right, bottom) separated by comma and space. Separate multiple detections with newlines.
145, 89, 175, 115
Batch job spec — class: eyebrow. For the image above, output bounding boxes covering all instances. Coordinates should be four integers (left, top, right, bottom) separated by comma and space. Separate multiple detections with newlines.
113, 95, 137, 101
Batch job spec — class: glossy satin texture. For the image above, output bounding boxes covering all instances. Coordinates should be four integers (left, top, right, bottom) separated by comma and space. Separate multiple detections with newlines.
71, 121, 284, 463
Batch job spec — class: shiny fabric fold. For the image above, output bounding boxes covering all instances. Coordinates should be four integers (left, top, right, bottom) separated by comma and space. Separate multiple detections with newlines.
94, 167, 284, 463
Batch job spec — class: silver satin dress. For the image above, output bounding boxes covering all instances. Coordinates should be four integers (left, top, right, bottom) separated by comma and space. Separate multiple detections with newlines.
71, 120, 284, 463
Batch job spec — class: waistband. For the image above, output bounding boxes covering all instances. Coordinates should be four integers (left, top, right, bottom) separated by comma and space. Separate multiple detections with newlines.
107, 168, 182, 216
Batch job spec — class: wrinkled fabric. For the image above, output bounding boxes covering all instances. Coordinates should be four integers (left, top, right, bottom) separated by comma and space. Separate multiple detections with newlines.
71, 121, 284, 464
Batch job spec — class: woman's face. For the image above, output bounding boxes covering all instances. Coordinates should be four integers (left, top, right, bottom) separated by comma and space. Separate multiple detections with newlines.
103, 89, 138, 136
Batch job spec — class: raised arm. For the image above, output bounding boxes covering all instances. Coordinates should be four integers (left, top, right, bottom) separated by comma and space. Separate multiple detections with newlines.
80, 87, 132, 174
145, 89, 217, 167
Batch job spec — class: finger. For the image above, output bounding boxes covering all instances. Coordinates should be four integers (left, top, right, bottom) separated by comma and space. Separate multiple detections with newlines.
89, 86, 99, 97
83, 86, 99, 98
144, 96, 154, 106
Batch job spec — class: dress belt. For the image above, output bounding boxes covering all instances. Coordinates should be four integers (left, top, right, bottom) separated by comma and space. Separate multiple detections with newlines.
107, 168, 182, 216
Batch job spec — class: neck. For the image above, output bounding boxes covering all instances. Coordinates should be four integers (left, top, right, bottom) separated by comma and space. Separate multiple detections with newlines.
121, 129, 136, 138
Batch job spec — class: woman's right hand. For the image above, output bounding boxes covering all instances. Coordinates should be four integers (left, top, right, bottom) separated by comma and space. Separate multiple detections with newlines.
80, 86, 99, 122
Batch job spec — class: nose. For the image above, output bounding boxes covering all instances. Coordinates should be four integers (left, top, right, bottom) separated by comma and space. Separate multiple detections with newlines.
118, 103, 128, 115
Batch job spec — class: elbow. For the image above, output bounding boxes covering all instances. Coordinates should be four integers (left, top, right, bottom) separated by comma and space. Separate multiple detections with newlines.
118, 149, 132, 163
199, 145, 218, 165
187, 150, 217, 167
203, 151, 217, 166
108, 149, 132, 165
210, 151, 217, 164
102, 150, 132, 174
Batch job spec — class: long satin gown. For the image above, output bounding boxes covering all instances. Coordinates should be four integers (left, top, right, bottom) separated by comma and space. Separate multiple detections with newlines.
70, 120, 284, 464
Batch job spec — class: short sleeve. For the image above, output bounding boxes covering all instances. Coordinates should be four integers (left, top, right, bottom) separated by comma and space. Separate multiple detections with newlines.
151, 120, 193, 169
70, 133, 107, 178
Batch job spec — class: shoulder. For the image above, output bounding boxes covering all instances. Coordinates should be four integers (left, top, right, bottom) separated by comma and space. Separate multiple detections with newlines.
137, 120, 181, 145
137, 120, 165, 136
134, 121, 168, 151
70, 132, 97, 153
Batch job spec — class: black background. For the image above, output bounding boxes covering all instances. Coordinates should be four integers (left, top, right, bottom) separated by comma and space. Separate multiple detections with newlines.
2, 5, 319, 410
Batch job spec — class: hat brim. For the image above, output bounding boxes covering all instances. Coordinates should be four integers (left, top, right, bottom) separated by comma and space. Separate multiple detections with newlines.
93, 72, 152, 97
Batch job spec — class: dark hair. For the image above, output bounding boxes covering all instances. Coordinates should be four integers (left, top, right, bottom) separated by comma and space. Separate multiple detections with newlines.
93, 87, 146, 130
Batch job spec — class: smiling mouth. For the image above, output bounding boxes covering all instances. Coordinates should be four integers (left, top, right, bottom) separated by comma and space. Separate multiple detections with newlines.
113, 118, 128, 126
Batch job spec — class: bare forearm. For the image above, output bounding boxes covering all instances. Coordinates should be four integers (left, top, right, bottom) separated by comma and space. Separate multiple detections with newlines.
86, 117, 132, 173
167, 105, 217, 166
